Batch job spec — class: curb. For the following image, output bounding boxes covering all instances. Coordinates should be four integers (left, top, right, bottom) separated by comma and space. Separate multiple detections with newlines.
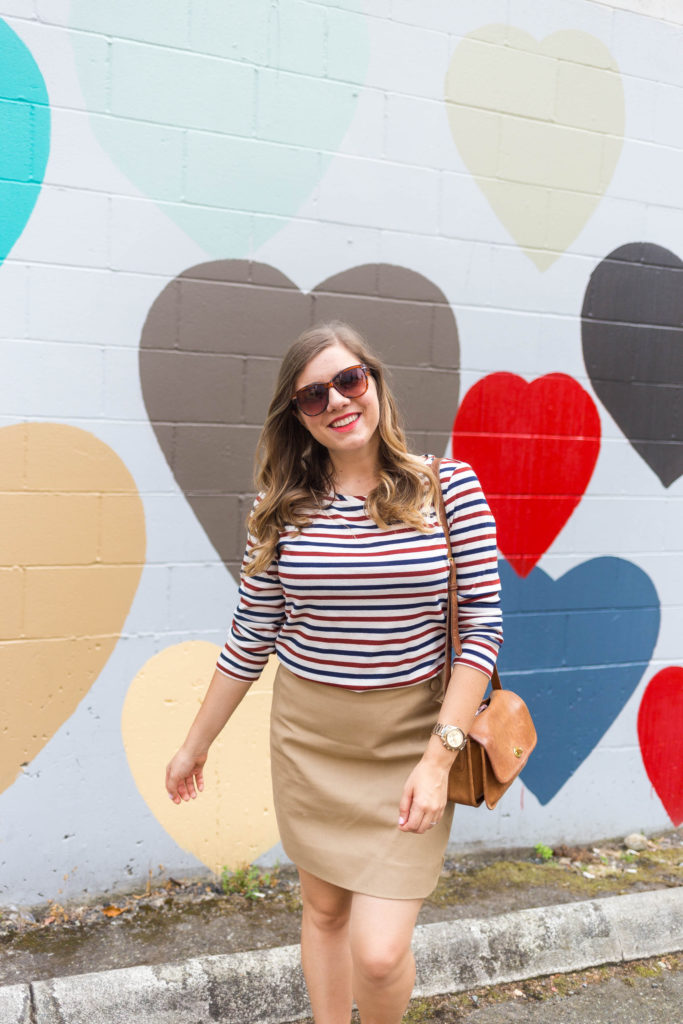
2, 888, 681, 1024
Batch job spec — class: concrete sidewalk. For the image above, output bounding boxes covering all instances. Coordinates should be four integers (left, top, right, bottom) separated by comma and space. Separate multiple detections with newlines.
1, 886, 681, 1024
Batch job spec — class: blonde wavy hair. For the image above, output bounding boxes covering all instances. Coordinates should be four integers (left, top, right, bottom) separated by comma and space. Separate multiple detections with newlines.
245, 321, 440, 575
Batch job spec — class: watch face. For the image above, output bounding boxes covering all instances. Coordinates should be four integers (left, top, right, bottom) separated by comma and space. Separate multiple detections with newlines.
445, 727, 465, 750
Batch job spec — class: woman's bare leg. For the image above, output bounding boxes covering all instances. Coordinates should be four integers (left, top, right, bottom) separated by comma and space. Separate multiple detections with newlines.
298, 866, 354, 1024
349, 893, 423, 1024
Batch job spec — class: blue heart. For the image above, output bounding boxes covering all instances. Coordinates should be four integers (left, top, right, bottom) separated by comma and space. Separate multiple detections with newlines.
0, 19, 50, 265
496, 557, 660, 805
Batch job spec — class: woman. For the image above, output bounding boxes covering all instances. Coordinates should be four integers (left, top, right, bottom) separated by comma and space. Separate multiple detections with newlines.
166, 321, 502, 1024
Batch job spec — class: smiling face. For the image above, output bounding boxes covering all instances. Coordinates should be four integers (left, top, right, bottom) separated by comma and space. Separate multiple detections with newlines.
292, 342, 381, 466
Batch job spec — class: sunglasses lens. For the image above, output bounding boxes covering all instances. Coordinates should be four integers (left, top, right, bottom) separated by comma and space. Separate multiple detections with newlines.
293, 365, 368, 415
335, 365, 367, 396
296, 384, 328, 416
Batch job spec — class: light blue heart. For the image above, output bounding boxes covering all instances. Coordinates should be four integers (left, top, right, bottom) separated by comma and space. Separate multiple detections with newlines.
69, 1, 369, 256
496, 557, 660, 805
0, 19, 50, 265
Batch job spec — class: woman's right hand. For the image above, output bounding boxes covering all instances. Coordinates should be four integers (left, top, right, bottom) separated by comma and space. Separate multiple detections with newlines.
165, 746, 208, 804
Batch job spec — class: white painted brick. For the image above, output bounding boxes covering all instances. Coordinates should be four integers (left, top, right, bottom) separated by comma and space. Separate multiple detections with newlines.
11, 184, 109, 268
617, 138, 683, 207
569, 193, 648, 262
587, 436, 673, 499
317, 153, 439, 233
167, 562, 233, 632
125, 563, 171, 634
377, 229, 472, 306
335, 12, 450, 99
611, 8, 683, 86
26, 264, 169, 351
42, 107, 124, 194
8, 16, 110, 112
454, 306, 581, 378
644, 199, 683, 252
0, 0, 36, 17
0, 339, 104, 418
142, 493, 226, 566
109, 195, 209, 276
72, 418, 180, 493
101, 345, 146, 420
390, 0, 504, 34
332, 86, 385, 161
43, 107, 185, 202
27, 264, 107, 343
259, 217, 382, 294
0, 262, 28, 339
653, 81, 683, 150
440, 170, 514, 246
95, 270, 177, 348
385, 93, 456, 169
652, 609, 683, 662
622, 74, 659, 144
507, 0, 615, 40
553, 495, 676, 555
559, 746, 669, 834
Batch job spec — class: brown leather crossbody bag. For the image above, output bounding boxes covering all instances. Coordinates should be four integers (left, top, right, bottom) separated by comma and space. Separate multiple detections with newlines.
434, 459, 537, 809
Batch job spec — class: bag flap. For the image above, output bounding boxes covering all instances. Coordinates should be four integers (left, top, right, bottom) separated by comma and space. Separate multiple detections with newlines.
468, 689, 537, 785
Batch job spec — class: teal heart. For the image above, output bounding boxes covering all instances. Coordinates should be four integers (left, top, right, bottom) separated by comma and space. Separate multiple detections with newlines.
69, 1, 369, 256
0, 19, 50, 265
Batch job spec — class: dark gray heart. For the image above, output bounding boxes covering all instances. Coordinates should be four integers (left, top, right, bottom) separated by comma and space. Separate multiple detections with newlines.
581, 242, 683, 487
139, 261, 460, 578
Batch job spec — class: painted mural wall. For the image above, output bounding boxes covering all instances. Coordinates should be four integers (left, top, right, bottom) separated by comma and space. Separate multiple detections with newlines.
1, 0, 681, 906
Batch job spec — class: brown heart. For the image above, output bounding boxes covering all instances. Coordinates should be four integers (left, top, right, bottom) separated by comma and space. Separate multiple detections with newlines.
140, 261, 459, 578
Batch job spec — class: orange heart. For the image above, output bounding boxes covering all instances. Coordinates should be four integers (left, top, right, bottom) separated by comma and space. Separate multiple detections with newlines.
121, 642, 279, 873
0, 423, 145, 794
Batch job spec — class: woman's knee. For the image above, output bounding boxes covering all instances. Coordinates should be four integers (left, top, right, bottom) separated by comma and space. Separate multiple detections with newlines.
303, 897, 351, 934
351, 940, 412, 984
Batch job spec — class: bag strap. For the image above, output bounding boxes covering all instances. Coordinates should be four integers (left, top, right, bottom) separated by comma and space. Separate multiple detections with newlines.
433, 458, 502, 693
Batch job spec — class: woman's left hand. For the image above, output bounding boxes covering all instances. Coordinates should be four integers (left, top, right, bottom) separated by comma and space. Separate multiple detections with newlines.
398, 756, 450, 834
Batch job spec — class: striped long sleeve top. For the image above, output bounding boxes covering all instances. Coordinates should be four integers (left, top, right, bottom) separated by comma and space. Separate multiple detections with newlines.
215, 457, 503, 690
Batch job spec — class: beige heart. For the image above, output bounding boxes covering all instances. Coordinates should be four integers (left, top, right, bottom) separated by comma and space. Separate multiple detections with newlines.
121, 642, 279, 873
445, 25, 625, 269
0, 423, 145, 794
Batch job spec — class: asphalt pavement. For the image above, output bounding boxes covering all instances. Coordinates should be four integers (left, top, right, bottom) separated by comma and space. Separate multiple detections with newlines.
410, 957, 683, 1024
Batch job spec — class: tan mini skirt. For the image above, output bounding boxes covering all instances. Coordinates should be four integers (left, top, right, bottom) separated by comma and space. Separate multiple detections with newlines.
269, 662, 454, 900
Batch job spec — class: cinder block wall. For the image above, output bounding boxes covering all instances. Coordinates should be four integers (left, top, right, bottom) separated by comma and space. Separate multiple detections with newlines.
1, 0, 681, 905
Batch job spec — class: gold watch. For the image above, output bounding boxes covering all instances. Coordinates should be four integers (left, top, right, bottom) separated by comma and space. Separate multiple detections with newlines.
432, 723, 468, 752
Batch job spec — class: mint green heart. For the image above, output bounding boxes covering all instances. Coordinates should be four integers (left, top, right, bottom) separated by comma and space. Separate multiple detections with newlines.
69, 1, 369, 256
0, 19, 50, 265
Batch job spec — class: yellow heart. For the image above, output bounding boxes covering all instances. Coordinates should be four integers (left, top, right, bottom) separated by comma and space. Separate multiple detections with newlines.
121, 642, 279, 874
445, 25, 625, 269
0, 423, 145, 794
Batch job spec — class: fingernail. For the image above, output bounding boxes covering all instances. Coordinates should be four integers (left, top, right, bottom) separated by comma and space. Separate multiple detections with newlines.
398, 817, 405, 825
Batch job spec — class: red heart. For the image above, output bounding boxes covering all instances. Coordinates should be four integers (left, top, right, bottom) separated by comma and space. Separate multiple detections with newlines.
637, 668, 683, 827
451, 372, 601, 577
